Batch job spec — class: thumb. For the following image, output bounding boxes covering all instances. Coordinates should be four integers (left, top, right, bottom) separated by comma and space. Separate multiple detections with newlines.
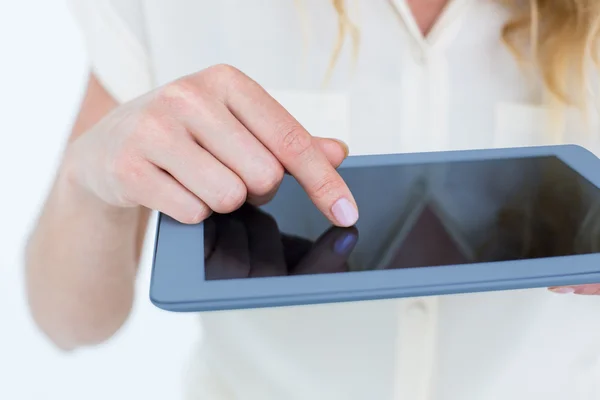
549, 284, 600, 295
314, 137, 350, 168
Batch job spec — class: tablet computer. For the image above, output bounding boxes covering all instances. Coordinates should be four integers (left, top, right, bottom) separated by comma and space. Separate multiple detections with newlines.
150, 145, 600, 312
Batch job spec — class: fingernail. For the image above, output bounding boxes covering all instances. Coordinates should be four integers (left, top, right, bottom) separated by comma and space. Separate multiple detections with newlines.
331, 198, 359, 227
333, 231, 358, 255
332, 139, 350, 158
550, 287, 575, 294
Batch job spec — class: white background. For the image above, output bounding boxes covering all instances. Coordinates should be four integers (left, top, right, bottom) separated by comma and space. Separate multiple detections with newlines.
0, 2, 198, 399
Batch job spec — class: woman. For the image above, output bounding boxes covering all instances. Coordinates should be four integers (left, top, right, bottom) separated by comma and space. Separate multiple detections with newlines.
25, 0, 600, 399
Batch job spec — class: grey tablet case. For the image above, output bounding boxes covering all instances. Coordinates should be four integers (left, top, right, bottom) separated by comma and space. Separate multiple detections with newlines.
150, 145, 600, 312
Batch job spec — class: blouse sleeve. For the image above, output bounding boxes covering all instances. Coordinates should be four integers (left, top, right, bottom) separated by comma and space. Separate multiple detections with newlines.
66, 0, 154, 103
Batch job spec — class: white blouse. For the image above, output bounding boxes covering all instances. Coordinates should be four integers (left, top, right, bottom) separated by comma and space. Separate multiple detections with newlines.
68, 1, 600, 399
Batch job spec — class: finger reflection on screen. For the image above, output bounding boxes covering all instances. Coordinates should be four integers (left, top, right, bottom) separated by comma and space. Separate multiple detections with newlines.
204, 208, 357, 280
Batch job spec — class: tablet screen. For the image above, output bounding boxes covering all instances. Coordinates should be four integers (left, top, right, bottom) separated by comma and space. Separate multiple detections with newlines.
204, 155, 600, 280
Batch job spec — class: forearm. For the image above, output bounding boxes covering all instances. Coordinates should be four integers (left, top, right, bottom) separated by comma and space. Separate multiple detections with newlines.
25, 151, 142, 350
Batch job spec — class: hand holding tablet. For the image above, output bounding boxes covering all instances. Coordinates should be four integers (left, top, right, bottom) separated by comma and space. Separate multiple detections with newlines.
150, 145, 600, 312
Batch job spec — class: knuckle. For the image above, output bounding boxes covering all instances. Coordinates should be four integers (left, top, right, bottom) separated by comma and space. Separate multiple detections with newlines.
206, 63, 241, 79
249, 162, 284, 196
201, 64, 245, 95
310, 175, 345, 201
154, 79, 200, 113
213, 182, 247, 213
277, 123, 312, 158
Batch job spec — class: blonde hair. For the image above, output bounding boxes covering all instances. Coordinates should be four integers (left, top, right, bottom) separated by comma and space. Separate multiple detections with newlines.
324, 0, 360, 84
329, 0, 600, 108
502, 0, 600, 108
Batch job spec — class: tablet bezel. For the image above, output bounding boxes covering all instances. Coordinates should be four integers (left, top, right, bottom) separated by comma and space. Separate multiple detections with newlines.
150, 144, 600, 312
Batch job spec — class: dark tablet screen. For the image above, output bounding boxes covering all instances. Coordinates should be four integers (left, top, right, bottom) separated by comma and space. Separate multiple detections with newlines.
204, 155, 600, 281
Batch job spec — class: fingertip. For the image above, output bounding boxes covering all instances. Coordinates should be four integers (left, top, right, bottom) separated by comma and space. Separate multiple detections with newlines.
178, 203, 212, 225
331, 197, 359, 227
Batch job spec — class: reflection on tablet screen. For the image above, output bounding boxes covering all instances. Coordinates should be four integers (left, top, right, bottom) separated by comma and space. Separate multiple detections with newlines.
204, 156, 600, 280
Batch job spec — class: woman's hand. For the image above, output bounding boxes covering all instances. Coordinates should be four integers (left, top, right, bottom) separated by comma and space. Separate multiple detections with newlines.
65, 64, 359, 227
549, 285, 600, 295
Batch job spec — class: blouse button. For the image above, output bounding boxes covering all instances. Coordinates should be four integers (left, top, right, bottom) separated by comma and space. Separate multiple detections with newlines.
407, 300, 428, 315
416, 50, 430, 65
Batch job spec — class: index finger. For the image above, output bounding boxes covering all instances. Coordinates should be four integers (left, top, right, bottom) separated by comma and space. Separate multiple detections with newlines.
216, 67, 359, 227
